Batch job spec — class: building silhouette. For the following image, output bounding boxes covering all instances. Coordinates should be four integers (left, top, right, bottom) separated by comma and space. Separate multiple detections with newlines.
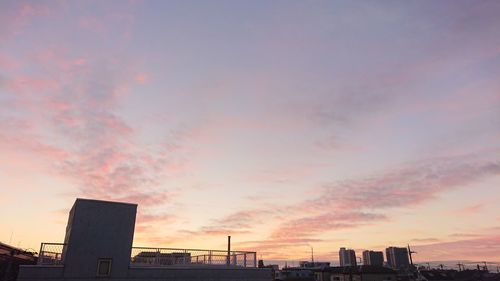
339, 248, 357, 267
0, 242, 36, 281
315, 266, 397, 281
385, 247, 410, 269
362, 250, 384, 266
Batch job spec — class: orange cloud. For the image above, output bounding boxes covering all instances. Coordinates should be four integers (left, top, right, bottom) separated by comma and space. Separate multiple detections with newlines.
134, 73, 149, 84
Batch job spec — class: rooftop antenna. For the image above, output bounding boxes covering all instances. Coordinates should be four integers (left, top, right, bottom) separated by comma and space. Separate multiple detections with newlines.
226, 236, 231, 266
407, 244, 416, 267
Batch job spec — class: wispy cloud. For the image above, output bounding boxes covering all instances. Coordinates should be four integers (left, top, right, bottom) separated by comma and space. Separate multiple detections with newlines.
1, 0, 500, 260
0, 47, 195, 231
449, 204, 484, 216
188, 152, 500, 257
310, 155, 500, 211
270, 213, 386, 240
411, 238, 441, 243
448, 233, 483, 239
413, 235, 500, 261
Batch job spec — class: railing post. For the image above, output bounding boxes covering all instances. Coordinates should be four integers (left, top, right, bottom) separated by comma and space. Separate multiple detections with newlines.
244, 253, 247, 267
253, 252, 256, 268
183, 250, 187, 265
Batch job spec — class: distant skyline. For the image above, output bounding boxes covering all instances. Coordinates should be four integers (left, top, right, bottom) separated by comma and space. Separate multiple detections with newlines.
0, 0, 499, 263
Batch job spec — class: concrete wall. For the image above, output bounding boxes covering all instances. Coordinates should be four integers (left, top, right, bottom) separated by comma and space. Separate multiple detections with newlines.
18, 265, 272, 281
128, 266, 272, 280
60, 199, 137, 279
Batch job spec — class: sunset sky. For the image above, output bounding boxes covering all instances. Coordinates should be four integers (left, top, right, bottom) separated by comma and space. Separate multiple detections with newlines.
1, 0, 499, 264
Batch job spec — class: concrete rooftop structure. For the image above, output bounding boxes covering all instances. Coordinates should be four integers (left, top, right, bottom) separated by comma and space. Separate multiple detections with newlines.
17, 198, 271, 281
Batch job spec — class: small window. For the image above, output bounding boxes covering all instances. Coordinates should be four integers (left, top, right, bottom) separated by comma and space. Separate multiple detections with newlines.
97, 258, 112, 277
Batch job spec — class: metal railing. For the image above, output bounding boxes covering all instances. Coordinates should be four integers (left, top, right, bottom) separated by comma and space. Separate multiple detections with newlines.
37, 243, 257, 268
38, 243, 66, 265
130, 247, 257, 268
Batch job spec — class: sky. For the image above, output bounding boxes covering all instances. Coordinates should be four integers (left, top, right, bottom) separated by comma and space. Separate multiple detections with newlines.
1, 0, 500, 266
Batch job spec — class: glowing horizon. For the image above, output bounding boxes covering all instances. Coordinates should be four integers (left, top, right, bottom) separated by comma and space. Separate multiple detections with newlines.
1, 0, 499, 264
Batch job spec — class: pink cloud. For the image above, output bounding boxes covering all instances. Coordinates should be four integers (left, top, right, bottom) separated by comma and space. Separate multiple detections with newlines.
308, 155, 500, 211
134, 211, 176, 233
182, 152, 500, 259
413, 235, 500, 262
79, 17, 107, 33
0, 2, 53, 42
175, 209, 267, 239
3, 75, 60, 95
449, 204, 484, 216
270, 212, 386, 240
235, 238, 326, 259
0, 48, 194, 228
256, 154, 499, 246
0, 54, 21, 71
134, 73, 149, 84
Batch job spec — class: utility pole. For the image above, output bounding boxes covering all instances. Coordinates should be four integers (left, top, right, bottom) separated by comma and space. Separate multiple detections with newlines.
310, 246, 314, 264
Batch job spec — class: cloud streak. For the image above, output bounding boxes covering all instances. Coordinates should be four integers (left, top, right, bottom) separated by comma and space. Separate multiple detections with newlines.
413, 235, 500, 261
192, 152, 500, 257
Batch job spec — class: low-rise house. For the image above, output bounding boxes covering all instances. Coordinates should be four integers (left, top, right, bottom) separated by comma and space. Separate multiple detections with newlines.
0, 242, 36, 281
455, 270, 492, 281
418, 270, 455, 281
132, 251, 192, 265
275, 267, 315, 281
